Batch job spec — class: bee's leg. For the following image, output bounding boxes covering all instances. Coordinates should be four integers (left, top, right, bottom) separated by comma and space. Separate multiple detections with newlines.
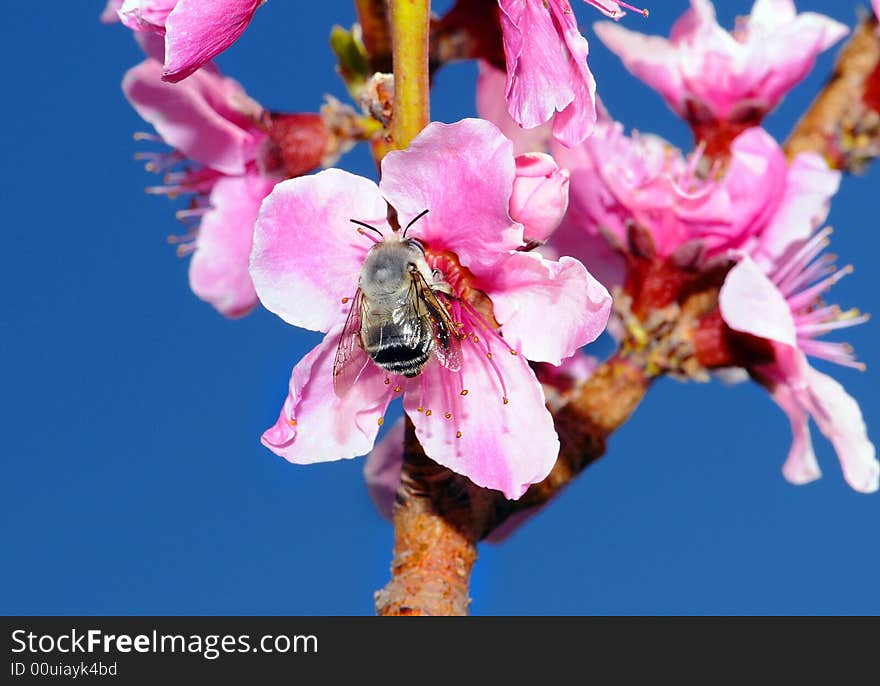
431, 269, 454, 296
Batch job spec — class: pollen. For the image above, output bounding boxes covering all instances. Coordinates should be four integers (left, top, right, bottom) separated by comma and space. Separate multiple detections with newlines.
460, 389, 469, 396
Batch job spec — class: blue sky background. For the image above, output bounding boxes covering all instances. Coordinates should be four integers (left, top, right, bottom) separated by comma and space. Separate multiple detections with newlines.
1, 1, 878, 615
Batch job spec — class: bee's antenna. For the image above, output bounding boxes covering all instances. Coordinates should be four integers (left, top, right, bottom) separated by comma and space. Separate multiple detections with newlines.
350, 219, 384, 241
403, 209, 429, 238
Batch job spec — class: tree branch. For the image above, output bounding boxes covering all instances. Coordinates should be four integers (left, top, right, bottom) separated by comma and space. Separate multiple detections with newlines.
388, 0, 431, 151
785, 16, 880, 170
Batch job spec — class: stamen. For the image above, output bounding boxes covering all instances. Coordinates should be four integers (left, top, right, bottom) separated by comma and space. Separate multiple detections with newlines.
456, 431, 462, 439
175, 207, 209, 221
797, 311, 870, 336
341, 297, 350, 304
799, 339, 865, 370
377, 417, 384, 426
786, 265, 853, 312
445, 412, 452, 419
771, 227, 832, 290
458, 299, 513, 403
460, 389, 468, 396
394, 385, 402, 393
287, 418, 297, 427
425, 409, 432, 416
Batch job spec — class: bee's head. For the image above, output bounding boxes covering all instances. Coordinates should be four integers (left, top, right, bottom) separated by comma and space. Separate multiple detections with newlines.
360, 239, 425, 298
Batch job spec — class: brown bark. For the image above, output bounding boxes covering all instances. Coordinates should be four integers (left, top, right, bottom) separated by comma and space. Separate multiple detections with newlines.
785, 16, 880, 170
374, 419, 491, 616
354, 0, 393, 73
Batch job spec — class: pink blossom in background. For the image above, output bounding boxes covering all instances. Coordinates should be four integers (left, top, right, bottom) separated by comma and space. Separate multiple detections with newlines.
719, 231, 877, 493
250, 119, 611, 499
476, 61, 550, 155
123, 58, 274, 317
549, 119, 735, 288
594, 0, 847, 126
499, 0, 619, 148
104, 0, 263, 82
550, 122, 839, 289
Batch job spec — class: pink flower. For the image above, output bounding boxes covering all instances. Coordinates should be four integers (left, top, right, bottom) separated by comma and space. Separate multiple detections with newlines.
364, 351, 599, 534
122, 59, 323, 317
594, 0, 847, 128
718, 231, 877, 493
552, 120, 729, 260
250, 119, 612, 499
551, 122, 839, 289
499, 0, 646, 147
105, 0, 263, 82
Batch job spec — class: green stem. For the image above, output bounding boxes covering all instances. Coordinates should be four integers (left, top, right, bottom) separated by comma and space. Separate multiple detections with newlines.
389, 0, 431, 151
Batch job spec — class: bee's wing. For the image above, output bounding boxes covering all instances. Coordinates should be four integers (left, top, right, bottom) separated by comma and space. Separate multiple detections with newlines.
412, 272, 463, 373
333, 289, 371, 397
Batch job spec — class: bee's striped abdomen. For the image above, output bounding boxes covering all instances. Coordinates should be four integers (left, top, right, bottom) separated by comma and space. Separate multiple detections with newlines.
365, 319, 433, 377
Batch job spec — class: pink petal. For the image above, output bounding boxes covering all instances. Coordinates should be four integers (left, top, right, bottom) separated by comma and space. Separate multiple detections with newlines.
135, 30, 168, 62
499, 0, 597, 147
118, 0, 176, 32
379, 119, 523, 275
122, 58, 260, 175
510, 153, 570, 243
719, 256, 797, 346
770, 382, 822, 485
486, 252, 611, 365
593, 21, 685, 114
189, 173, 274, 318
363, 418, 406, 522
249, 168, 388, 332
752, 153, 839, 268
162, 0, 262, 82
262, 330, 395, 464
101, 0, 124, 24
722, 127, 787, 246
476, 61, 551, 155
748, 0, 796, 28
403, 343, 558, 500
804, 366, 879, 494
550, 208, 628, 291
748, 12, 848, 109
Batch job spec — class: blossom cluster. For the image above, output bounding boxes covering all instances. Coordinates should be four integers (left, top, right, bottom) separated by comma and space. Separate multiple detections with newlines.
105, 0, 877, 534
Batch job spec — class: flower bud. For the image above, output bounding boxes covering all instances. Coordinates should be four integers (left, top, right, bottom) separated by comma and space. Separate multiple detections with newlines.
509, 153, 569, 243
